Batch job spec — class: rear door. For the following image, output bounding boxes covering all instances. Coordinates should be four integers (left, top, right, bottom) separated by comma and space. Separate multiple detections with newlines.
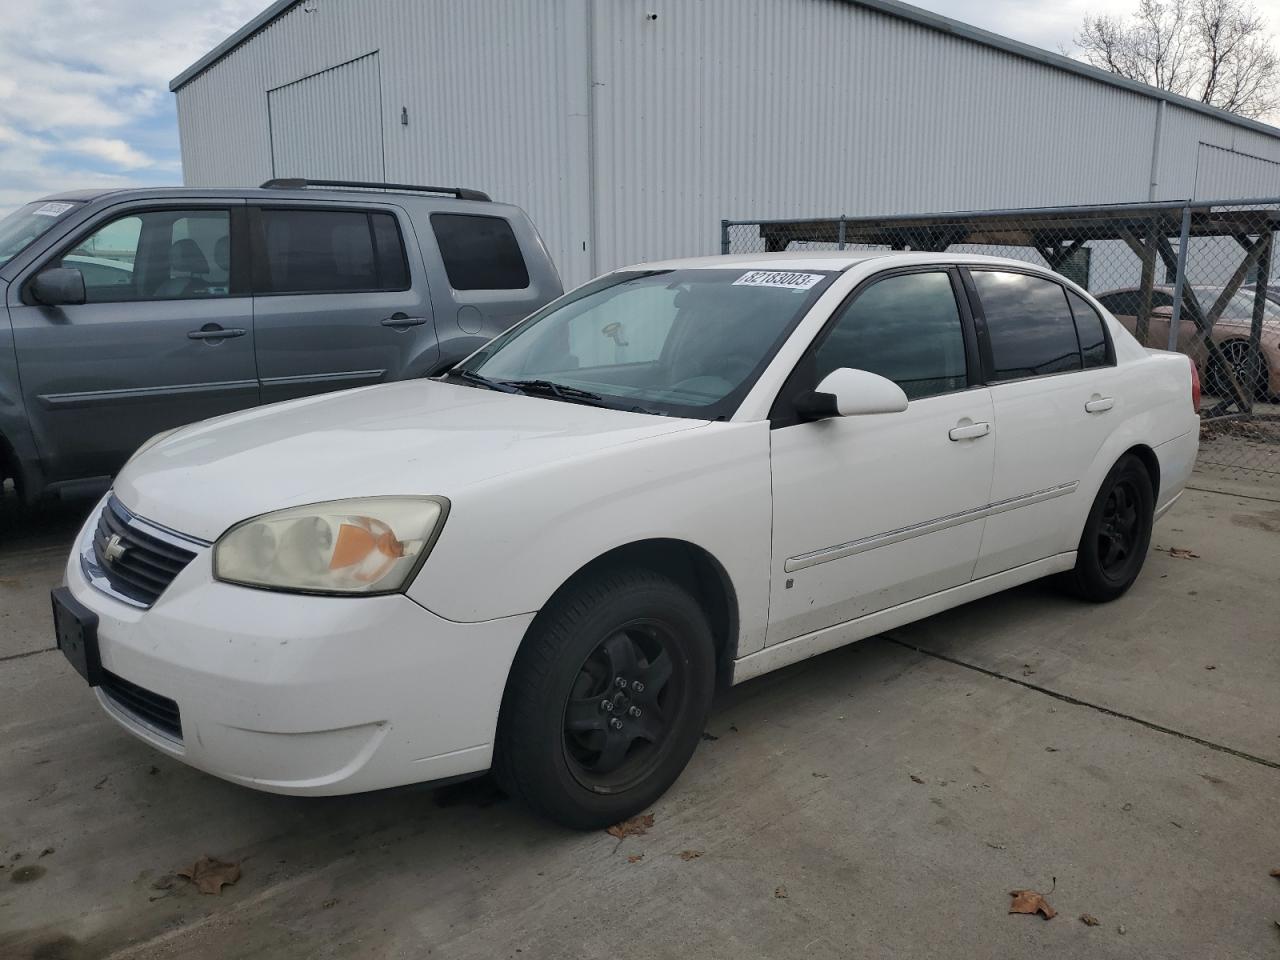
966, 269, 1123, 578
8, 202, 257, 484
250, 205, 438, 403
423, 212, 557, 366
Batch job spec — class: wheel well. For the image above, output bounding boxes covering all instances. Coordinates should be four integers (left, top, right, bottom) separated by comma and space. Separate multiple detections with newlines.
1123, 444, 1160, 501
0, 432, 20, 498
537, 539, 739, 687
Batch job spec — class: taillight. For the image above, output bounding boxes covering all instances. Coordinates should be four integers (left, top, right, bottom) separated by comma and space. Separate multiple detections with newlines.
1188, 356, 1201, 414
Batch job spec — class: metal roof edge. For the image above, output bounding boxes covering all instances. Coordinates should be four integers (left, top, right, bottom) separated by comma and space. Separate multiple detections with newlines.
848, 0, 1280, 139
169, 0, 1280, 140
169, 0, 300, 91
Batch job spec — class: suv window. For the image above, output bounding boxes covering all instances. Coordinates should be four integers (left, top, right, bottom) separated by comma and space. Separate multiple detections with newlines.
431, 213, 529, 290
1067, 291, 1110, 368
972, 271, 1082, 381
813, 271, 968, 400
58, 209, 231, 303
259, 209, 409, 294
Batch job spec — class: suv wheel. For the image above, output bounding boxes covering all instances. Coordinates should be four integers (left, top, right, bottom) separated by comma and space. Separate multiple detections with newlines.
494, 568, 715, 829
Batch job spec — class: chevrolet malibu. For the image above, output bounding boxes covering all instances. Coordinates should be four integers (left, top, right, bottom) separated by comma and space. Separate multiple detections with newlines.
54, 252, 1201, 828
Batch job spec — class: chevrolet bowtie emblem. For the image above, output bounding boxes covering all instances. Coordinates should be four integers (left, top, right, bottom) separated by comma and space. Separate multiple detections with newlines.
103, 533, 128, 565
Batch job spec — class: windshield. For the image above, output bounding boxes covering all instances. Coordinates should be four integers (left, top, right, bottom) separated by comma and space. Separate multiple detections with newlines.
455, 268, 837, 419
0, 200, 84, 267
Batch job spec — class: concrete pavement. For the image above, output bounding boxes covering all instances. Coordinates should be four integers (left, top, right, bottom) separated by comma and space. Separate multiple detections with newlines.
1, 480, 1278, 959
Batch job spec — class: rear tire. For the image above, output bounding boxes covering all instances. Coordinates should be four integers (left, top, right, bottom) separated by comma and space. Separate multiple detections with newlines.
1064, 454, 1154, 603
494, 567, 715, 830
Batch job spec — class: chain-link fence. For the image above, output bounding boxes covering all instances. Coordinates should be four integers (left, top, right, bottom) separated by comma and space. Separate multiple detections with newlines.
722, 199, 1280, 482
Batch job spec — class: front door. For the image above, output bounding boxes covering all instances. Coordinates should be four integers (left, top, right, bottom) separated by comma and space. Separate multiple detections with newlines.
250, 206, 438, 403
8, 204, 258, 484
767, 269, 996, 645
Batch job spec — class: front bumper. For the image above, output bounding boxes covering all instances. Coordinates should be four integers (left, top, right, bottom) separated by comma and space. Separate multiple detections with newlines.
65, 502, 533, 795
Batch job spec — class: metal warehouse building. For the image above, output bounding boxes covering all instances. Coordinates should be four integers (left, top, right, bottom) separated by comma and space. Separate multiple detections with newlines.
172, 0, 1280, 288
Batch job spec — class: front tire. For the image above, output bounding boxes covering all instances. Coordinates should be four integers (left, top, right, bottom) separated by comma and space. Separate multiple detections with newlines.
1064, 454, 1155, 603
494, 568, 715, 829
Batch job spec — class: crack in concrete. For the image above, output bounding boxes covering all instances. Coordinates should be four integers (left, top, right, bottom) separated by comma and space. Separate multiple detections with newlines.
0, 646, 55, 665
884, 634, 1280, 772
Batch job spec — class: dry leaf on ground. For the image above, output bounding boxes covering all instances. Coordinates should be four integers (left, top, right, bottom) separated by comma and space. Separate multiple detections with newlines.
1080, 913, 1100, 926
679, 850, 703, 861
909, 774, 924, 784
176, 856, 240, 895
1009, 889, 1056, 920
627, 854, 644, 863
1166, 547, 1200, 559
606, 813, 654, 840
1269, 868, 1280, 878
774, 885, 788, 899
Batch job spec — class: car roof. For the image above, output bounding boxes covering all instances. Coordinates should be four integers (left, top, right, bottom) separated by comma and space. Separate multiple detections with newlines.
615, 251, 1067, 274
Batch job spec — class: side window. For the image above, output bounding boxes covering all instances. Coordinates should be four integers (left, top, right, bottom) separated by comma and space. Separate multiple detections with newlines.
812, 271, 968, 401
59, 209, 231, 303
1067, 292, 1111, 368
259, 209, 409, 294
431, 214, 530, 290
971, 271, 1082, 381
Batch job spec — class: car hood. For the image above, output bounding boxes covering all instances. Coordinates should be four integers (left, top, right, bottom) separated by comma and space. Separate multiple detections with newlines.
115, 380, 707, 541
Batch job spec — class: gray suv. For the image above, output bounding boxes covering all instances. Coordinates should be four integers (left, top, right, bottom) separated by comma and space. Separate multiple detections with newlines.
0, 179, 562, 502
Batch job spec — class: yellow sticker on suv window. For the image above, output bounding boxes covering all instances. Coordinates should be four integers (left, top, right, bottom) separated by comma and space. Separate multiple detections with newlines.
732, 271, 824, 290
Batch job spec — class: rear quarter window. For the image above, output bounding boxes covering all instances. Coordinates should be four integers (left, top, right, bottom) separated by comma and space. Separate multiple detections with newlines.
1067, 291, 1112, 368
430, 213, 529, 291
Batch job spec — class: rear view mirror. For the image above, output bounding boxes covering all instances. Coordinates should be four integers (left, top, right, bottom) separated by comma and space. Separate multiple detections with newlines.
795, 368, 909, 421
30, 267, 86, 306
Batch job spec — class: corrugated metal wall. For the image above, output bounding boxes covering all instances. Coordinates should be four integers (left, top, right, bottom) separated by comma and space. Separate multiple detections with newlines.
268, 53, 386, 180
175, 0, 1280, 288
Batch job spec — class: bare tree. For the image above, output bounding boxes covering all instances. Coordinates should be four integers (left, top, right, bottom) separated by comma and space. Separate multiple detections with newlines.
1076, 0, 1279, 119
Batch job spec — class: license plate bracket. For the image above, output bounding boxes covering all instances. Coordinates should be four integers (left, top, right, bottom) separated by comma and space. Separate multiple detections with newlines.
52, 587, 102, 686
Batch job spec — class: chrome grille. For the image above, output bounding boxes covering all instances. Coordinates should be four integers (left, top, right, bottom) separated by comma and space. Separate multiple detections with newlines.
90, 496, 199, 607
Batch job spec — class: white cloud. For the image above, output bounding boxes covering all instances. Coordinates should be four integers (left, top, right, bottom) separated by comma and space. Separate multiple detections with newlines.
69, 137, 154, 169
0, 0, 264, 214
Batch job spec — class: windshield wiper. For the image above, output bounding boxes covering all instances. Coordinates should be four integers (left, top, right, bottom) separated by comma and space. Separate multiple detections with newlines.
496, 379, 610, 405
452, 369, 522, 393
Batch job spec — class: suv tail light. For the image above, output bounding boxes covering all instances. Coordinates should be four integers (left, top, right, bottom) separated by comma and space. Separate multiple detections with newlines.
1189, 356, 1201, 414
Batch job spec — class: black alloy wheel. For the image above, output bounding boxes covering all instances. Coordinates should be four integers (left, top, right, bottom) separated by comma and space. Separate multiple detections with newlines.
495, 567, 715, 829
1064, 454, 1155, 603
563, 620, 681, 791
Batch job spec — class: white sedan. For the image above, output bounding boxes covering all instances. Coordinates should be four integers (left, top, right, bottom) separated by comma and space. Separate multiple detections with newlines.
54, 252, 1200, 828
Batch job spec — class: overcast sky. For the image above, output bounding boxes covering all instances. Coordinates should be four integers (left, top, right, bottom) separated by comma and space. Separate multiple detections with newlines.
1, 0, 1278, 214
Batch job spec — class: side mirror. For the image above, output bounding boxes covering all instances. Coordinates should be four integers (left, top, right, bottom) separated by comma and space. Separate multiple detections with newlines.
29, 267, 86, 306
794, 368, 909, 421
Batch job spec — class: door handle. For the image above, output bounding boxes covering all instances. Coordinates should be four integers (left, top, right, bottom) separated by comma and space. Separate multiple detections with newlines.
188, 326, 247, 341
381, 312, 428, 329
1084, 397, 1115, 414
948, 421, 991, 441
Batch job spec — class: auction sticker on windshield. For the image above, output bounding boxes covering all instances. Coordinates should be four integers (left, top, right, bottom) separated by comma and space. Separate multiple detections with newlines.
34, 202, 75, 217
732, 270, 825, 291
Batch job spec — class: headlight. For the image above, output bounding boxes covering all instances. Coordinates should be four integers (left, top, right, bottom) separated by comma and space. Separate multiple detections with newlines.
214, 497, 449, 595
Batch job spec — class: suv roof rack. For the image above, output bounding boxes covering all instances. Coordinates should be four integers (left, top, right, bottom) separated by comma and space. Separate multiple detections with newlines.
259, 178, 491, 202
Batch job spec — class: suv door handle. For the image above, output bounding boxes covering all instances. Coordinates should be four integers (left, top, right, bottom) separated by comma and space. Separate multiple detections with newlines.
1084, 396, 1115, 414
381, 313, 428, 329
948, 421, 991, 441
188, 325, 247, 341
